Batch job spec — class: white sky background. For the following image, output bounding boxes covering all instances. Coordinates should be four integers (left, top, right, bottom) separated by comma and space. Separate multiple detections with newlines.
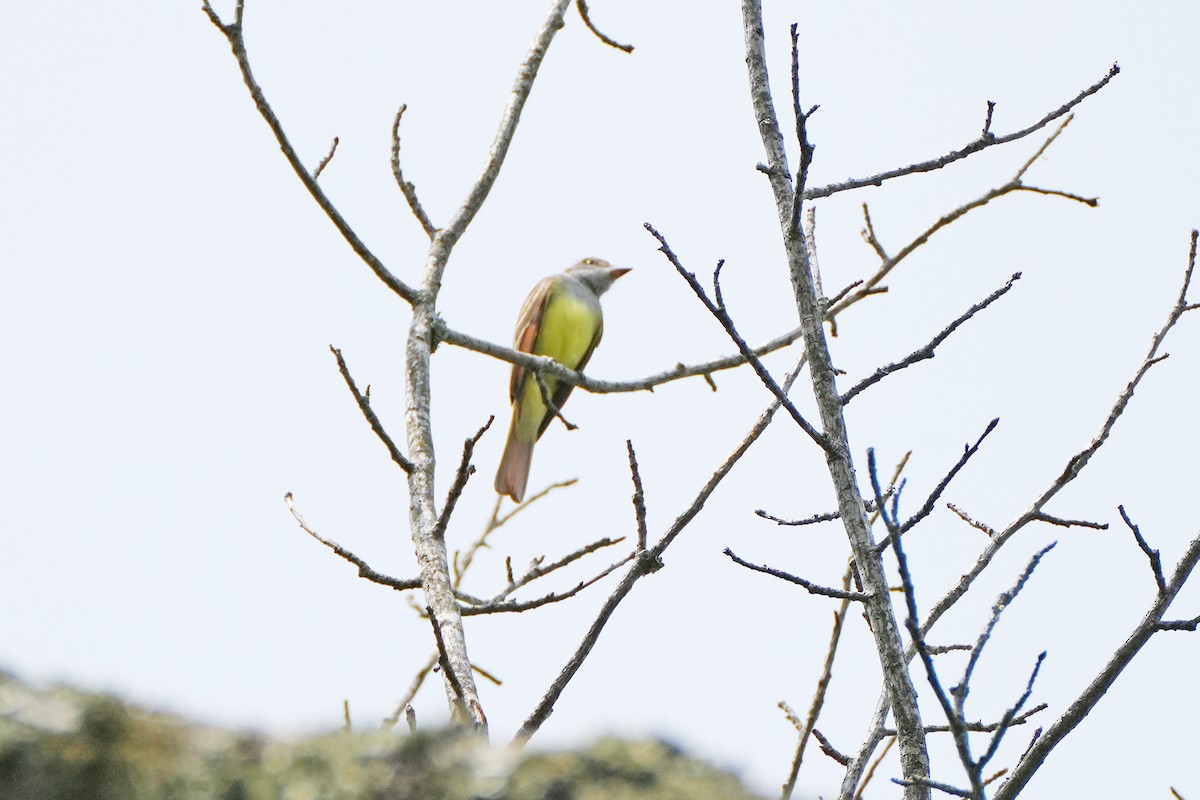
2, 1, 1198, 797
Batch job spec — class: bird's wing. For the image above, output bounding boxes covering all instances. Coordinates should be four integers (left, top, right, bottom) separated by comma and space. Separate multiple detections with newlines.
510, 276, 557, 402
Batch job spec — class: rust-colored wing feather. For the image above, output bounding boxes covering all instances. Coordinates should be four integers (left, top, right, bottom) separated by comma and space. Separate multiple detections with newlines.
509, 276, 556, 402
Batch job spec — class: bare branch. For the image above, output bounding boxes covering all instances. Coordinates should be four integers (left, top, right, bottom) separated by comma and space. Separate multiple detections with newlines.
946, 503, 996, 537
312, 136, 339, 180
627, 441, 649, 551
461, 553, 635, 616
871, 449, 979, 798
829, 118, 1088, 320
1157, 615, 1200, 632
441, 320, 804, 393
383, 653, 438, 730
391, 105, 437, 239
757, 491, 891, 528
330, 346, 415, 474
994, 531, 1200, 800
925, 230, 1200, 634
980, 101, 996, 136
437, 0, 574, 249
806, 65, 1119, 200
758, 508, 840, 527
285, 492, 420, 591
844, 234, 1200, 795
880, 418, 999, 544
855, 736, 895, 799
860, 203, 889, 260
742, 4, 931, 791
532, 371, 577, 431
513, 353, 809, 747
726, 549, 866, 601
1118, 504, 1166, 592
401, 0, 576, 725
882, 704, 1047, 736
842, 274, 1022, 404
454, 480, 577, 588
432, 418, 495, 540
202, 3, 418, 303
647, 225, 832, 453
1027, 512, 1106, 530
811, 728, 852, 766
977, 653, 1046, 773
426, 607, 471, 724
488, 536, 628, 601
957, 544, 1056, 720
781, 567, 854, 799
575, 0, 634, 52
892, 775, 972, 798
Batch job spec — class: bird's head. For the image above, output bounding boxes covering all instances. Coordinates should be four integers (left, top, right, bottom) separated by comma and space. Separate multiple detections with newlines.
568, 257, 631, 296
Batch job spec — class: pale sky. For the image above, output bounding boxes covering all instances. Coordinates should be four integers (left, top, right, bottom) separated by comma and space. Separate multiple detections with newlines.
3, 2, 1198, 798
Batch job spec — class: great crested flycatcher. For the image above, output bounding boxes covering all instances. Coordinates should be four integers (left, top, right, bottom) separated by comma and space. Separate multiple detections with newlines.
494, 258, 630, 502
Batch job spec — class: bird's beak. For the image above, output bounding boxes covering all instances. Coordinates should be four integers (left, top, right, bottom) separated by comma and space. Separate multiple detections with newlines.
609, 267, 632, 280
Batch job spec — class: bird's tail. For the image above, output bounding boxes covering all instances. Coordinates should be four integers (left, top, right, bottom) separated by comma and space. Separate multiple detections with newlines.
495, 422, 533, 503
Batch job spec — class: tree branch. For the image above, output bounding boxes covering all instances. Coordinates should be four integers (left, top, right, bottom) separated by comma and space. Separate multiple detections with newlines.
993, 530, 1200, 800
842, 275, 1022, 405
805, 65, 1118, 200
391, 104, 437, 239
741, 5, 931, 794
512, 353, 808, 747
201, 2, 418, 304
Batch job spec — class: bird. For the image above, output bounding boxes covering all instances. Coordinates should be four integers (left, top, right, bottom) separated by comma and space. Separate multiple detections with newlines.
494, 258, 631, 503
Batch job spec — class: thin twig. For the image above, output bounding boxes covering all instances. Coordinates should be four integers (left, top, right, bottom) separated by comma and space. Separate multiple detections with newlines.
426, 607, 469, 721
485, 536, 628, 602
461, 553, 635, 615
627, 441, 649, 551
391, 105, 437, 238
829, 118, 1092, 320
330, 346, 415, 474
575, 0, 634, 52
285, 492, 420, 591
312, 136, 339, 180
513, 353, 809, 747
925, 230, 1199, 633
1030, 512, 1108, 531
881, 704, 1047, 736
811, 728, 851, 766
947, 503, 997, 537
977, 653, 1046, 773
843, 232, 1200, 795
726, 548, 866, 601
383, 653, 438, 729
870, 449, 981, 798
432, 418, 494, 540
806, 65, 1119, 200
1118, 504, 1165, 592
993, 539, 1200, 798
201, 2, 418, 303
781, 567, 854, 799
757, 494, 889, 528
855, 736, 895, 799
871, 419, 999, 556
842, 274, 1022, 404
892, 775, 972, 798
647, 225, 832, 454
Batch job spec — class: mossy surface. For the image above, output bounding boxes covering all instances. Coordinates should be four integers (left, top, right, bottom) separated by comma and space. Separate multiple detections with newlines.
0, 672, 766, 800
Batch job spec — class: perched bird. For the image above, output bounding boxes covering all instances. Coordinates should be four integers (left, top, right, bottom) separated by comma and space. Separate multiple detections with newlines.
495, 259, 631, 502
